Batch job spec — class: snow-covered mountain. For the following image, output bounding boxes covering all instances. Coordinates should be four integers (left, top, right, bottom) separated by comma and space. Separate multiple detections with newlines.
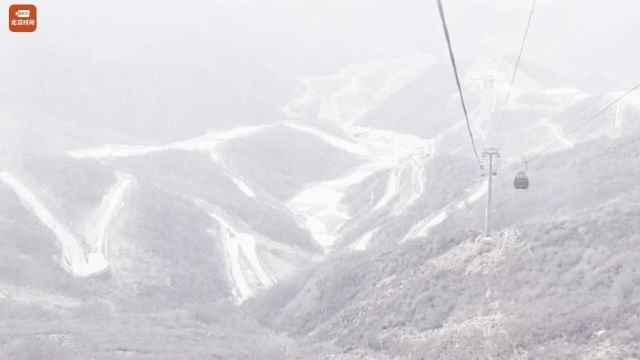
2, 1, 640, 356
256, 135, 640, 359
5, 54, 637, 283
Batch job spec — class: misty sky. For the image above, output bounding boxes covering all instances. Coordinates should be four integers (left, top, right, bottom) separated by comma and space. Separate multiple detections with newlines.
2, 0, 638, 76
1, 0, 639, 143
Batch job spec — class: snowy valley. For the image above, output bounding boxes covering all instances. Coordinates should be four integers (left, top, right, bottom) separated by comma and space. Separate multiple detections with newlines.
2, 1, 640, 358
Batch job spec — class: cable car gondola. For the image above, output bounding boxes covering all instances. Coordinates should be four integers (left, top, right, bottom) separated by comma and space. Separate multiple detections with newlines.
514, 170, 529, 189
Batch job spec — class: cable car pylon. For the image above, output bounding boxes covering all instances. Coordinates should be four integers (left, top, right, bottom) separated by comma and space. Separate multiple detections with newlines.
481, 148, 500, 239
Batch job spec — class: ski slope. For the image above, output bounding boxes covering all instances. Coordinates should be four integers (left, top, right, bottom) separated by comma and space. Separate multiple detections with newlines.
282, 121, 368, 156
230, 177, 257, 200
403, 180, 488, 241
84, 172, 135, 258
612, 102, 624, 138
0, 171, 134, 277
349, 228, 379, 252
0, 172, 108, 277
288, 128, 435, 249
541, 117, 575, 149
283, 56, 438, 249
372, 155, 428, 217
282, 55, 435, 125
284, 56, 637, 250
68, 126, 265, 160
198, 202, 275, 304
68, 126, 264, 200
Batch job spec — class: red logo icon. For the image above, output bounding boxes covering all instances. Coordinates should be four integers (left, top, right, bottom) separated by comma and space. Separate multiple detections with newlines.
9, 4, 37, 32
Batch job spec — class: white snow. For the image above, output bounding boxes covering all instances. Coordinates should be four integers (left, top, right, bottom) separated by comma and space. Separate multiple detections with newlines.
612, 102, 623, 138
399, 313, 508, 343
282, 56, 438, 249
0, 172, 108, 277
541, 117, 574, 149
465, 229, 522, 275
543, 88, 590, 109
0, 283, 82, 310
64, 56, 443, 253
282, 55, 435, 125
84, 172, 135, 257
0, 171, 134, 277
372, 167, 401, 213
409, 160, 427, 204
372, 155, 428, 216
282, 121, 368, 156
473, 84, 499, 142
288, 128, 434, 249
229, 175, 257, 200
69, 126, 268, 201
68, 125, 266, 160
219, 228, 252, 303
403, 180, 488, 241
199, 204, 275, 304
349, 228, 378, 251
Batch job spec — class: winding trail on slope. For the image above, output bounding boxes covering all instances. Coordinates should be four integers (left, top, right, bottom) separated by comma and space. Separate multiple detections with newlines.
282, 121, 368, 156
612, 102, 624, 138
1, 172, 104, 276
282, 56, 435, 125
282, 57, 439, 250
68, 126, 266, 160
349, 227, 379, 252
0, 171, 134, 277
372, 155, 427, 217
69, 126, 309, 301
68, 126, 266, 201
287, 128, 435, 250
473, 86, 499, 142
197, 201, 275, 304
403, 180, 488, 241
84, 172, 135, 263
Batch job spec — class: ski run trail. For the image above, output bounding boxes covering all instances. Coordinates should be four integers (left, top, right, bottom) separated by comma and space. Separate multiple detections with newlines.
0, 171, 134, 277
403, 180, 488, 241
8, 54, 640, 309
84, 173, 135, 258
70, 124, 308, 303
349, 228, 379, 252
196, 201, 275, 304
68, 124, 263, 202
287, 128, 435, 250
65, 55, 596, 255
67, 125, 264, 162
283, 56, 438, 251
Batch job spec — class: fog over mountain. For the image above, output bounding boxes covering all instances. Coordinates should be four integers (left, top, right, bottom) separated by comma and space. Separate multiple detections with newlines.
1, 1, 640, 359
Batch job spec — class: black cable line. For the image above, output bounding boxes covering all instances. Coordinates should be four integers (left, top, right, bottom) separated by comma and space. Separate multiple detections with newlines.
436, 0, 480, 161
525, 82, 640, 163
495, 0, 537, 145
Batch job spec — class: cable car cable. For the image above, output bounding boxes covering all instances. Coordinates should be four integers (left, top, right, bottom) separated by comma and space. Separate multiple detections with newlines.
524, 81, 640, 163
436, 0, 480, 161
495, 0, 537, 145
